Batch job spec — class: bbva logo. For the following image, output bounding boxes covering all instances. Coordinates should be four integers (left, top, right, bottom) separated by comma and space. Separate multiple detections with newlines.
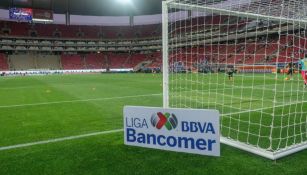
150, 112, 178, 130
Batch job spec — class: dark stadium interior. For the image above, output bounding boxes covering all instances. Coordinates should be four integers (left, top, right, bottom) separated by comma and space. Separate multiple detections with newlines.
1, 0, 307, 174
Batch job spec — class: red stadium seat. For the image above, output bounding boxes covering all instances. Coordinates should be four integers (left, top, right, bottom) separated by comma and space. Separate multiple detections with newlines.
61, 54, 85, 70
0, 54, 9, 71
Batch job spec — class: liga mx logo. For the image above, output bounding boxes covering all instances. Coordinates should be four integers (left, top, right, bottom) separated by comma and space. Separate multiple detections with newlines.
150, 112, 178, 130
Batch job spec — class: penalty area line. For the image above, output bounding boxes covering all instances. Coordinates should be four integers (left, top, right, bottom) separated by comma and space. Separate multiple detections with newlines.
0, 129, 123, 151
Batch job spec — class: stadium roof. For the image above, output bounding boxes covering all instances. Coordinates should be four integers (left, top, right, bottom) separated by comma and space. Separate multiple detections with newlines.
0, 0, 164, 16
1, 0, 306, 23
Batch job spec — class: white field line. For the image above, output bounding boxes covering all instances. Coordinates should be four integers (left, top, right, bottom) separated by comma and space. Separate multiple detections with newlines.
1, 100, 306, 151
0, 93, 162, 108
0, 129, 123, 151
222, 100, 307, 116
0, 86, 39, 90
0, 84, 75, 90
0, 83, 276, 109
0, 82, 299, 109
0, 83, 109, 90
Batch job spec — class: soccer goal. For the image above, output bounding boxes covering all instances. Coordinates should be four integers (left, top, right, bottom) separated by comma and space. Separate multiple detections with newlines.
162, 0, 307, 160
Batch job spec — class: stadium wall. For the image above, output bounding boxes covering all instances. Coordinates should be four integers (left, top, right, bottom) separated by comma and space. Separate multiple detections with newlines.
9, 54, 61, 70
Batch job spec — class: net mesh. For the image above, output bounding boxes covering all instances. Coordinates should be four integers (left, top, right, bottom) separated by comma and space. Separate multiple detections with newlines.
165, 0, 307, 155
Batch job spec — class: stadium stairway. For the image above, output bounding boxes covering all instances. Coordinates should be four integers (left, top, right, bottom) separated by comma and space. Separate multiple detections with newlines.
133, 60, 153, 72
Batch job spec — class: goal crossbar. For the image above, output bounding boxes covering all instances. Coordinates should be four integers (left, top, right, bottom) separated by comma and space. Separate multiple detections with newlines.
168, 2, 307, 25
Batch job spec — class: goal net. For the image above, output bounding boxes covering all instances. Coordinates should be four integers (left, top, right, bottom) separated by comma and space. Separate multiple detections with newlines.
162, 0, 307, 160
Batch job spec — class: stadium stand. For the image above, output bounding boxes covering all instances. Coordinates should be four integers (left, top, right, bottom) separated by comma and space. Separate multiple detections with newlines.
61, 54, 85, 70
35, 55, 61, 70
0, 53, 8, 70
85, 53, 106, 69
8, 54, 61, 70
123, 53, 147, 68
146, 52, 162, 68
0, 21, 161, 39
1, 15, 306, 72
107, 53, 130, 69
9, 54, 36, 70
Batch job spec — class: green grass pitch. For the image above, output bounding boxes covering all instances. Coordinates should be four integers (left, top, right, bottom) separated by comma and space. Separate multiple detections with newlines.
0, 73, 306, 175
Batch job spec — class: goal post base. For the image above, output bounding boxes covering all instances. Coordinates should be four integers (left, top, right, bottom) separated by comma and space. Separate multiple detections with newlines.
273, 141, 307, 160
221, 137, 275, 160
221, 137, 307, 160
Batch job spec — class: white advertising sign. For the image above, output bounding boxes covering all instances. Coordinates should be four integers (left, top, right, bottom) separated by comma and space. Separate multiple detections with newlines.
124, 106, 220, 156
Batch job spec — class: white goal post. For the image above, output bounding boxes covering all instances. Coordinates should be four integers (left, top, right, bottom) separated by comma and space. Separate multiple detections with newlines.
162, 0, 307, 160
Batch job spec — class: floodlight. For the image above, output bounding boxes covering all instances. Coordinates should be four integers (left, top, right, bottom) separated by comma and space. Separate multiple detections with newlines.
117, 0, 132, 4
